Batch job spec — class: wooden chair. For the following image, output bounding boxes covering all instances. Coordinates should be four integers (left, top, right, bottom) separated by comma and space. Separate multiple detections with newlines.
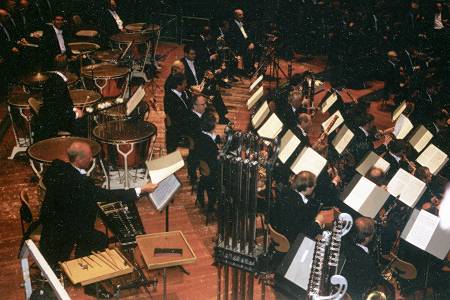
268, 223, 290, 253
19, 189, 41, 243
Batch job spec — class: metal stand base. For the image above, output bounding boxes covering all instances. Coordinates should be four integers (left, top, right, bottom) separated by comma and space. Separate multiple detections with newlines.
9, 145, 28, 159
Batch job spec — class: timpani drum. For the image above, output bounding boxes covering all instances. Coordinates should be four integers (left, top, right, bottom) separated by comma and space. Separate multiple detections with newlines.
91, 49, 123, 64
97, 101, 149, 124
93, 120, 157, 188
81, 63, 129, 98
62, 71, 80, 88
68, 42, 100, 55
7, 92, 42, 159
22, 72, 49, 94
69, 89, 102, 108
110, 32, 151, 61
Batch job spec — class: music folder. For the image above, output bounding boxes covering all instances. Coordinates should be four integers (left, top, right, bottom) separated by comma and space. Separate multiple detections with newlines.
257, 113, 283, 139
290, 147, 327, 177
392, 100, 407, 122
247, 85, 264, 109
126, 85, 146, 116
392, 114, 413, 139
319, 91, 339, 113
278, 130, 302, 163
146, 151, 185, 184
386, 168, 426, 208
321, 110, 344, 134
332, 124, 354, 154
251, 101, 270, 129
408, 125, 433, 153
356, 151, 390, 176
249, 75, 263, 92
341, 174, 390, 218
401, 209, 450, 260
416, 144, 448, 175
149, 174, 181, 211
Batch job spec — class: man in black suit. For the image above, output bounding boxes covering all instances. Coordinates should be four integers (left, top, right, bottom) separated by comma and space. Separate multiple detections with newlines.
229, 8, 255, 76
348, 113, 376, 163
97, 0, 125, 46
192, 26, 217, 73
341, 217, 385, 299
0, 8, 22, 80
182, 44, 202, 87
275, 90, 307, 131
382, 139, 410, 180
40, 12, 73, 70
271, 171, 330, 242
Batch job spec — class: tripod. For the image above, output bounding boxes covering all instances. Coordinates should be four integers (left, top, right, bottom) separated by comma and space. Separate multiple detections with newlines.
253, 42, 290, 91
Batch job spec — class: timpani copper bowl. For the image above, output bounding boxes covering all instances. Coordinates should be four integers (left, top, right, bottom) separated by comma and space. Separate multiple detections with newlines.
81, 63, 129, 98
110, 32, 151, 61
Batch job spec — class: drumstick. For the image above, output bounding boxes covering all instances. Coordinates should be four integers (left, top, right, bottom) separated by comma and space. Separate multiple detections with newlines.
80, 95, 91, 113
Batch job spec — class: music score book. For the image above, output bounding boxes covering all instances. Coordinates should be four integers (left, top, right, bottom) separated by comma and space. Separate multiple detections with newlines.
249, 75, 263, 92
408, 125, 433, 153
332, 124, 354, 154
278, 130, 302, 163
341, 175, 390, 218
401, 209, 450, 260
392, 100, 407, 122
290, 147, 327, 177
356, 151, 390, 176
149, 174, 181, 211
146, 151, 184, 184
416, 144, 448, 175
126, 85, 146, 116
251, 101, 270, 129
387, 168, 426, 208
284, 235, 315, 290
393, 114, 413, 139
247, 85, 264, 109
257, 113, 283, 139
321, 110, 344, 134
319, 92, 339, 113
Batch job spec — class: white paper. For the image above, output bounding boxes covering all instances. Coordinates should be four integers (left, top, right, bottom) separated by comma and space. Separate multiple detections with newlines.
278, 130, 302, 163
146, 151, 185, 184
247, 85, 264, 109
320, 92, 338, 113
344, 176, 376, 212
290, 147, 327, 177
356, 152, 390, 176
392, 101, 407, 122
416, 144, 449, 175
332, 125, 354, 154
249, 75, 263, 92
392, 114, 413, 139
251, 101, 270, 129
321, 110, 344, 134
408, 125, 433, 153
257, 113, 283, 139
149, 174, 181, 211
404, 210, 440, 250
285, 237, 315, 290
126, 86, 146, 116
387, 168, 426, 207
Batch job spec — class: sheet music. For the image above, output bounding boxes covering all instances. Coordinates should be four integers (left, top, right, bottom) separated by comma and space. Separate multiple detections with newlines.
126, 86, 145, 116
387, 168, 426, 207
146, 151, 185, 184
149, 174, 181, 211
247, 86, 264, 109
356, 152, 390, 176
416, 144, 448, 175
321, 110, 344, 134
403, 210, 440, 250
249, 75, 263, 92
257, 113, 283, 139
392, 101, 407, 121
392, 114, 413, 139
285, 237, 315, 290
332, 125, 354, 154
290, 147, 327, 177
320, 92, 338, 113
278, 130, 302, 163
251, 101, 270, 129
408, 125, 433, 153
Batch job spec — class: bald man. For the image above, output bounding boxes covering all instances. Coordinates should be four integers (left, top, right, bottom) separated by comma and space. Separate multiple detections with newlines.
229, 8, 255, 75
39, 142, 157, 270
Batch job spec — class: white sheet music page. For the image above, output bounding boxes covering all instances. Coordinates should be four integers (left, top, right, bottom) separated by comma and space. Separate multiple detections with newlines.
344, 176, 375, 213
321, 110, 344, 134
393, 114, 413, 139
392, 101, 407, 121
416, 144, 448, 175
149, 174, 181, 211
356, 152, 390, 176
408, 125, 433, 153
332, 125, 354, 154
404, 210, 440, 250
147, 151, 185, 184
320, 92, 338, 113
387, 168, 426, 207
285, 237, 315, 290
257, 113, 283, 139
251, 101, 270, 129
249, 75, 263, 92
247, 85, 264, 109
290, 147, 327, 176
126, 85, 145, 116
278, 130, 301, 163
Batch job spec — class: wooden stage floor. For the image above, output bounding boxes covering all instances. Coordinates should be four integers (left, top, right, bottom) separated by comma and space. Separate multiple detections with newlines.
0, 42, 392, 299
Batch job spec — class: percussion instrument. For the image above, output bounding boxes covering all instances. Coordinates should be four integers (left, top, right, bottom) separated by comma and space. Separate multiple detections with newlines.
69, 89, 102, 108
97, 101, 149, 124
68, 42, 100, 55
125, 23, 160, 37
7, 92, 42, 159
110, 32, 151, 61
91, 49, 122, 64
75, 29, 98, 38
62, 71, 79, 88
22, 72, 48, 93
27, 136, 106, 180
81, 63, 129, 98
92, 120, 156, 188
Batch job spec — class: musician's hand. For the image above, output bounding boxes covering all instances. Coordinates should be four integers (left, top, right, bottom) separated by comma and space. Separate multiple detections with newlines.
331, 175, 341, 187
210, 54, 218, 61
383, 134, 393, 146
141, 182, 158, 193
12, 47, 20, 53
55, 54, 67, 63
248, 43, 255, 51
73, 107, 84, 119
120, 28, 126, 32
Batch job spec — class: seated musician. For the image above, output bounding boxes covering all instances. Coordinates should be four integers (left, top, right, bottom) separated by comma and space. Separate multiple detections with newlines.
382, 139, 410, 179
40, 12, 73, 70
348, 113, 376, 163
275, 90, 309, 130
0, 6, 23, 78
270, 171, 333, 243
32, 72, 86, 141
229, 9, 255, 76
164, 59, 185, 92
38, 141, 157, 297
197, 69, 230, 124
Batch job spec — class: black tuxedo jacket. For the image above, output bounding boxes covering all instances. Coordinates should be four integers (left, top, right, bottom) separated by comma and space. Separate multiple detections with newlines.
0, 22, 16, 58
192, 35, 214, 71
97, 8, 122, 45
349, 127, 374, 163
182, 57, 202, 87
163, 89, 193, 134
192, 132, 220, 176
275, 102, 300, 130
40, 24, 72, 69
228, 19, 252, 54
383, 151, 409, 180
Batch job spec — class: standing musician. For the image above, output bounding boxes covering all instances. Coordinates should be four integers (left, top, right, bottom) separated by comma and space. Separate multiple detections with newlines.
38, 141, 157, 297
229, 9, 255, 76
97, 0, 126, 46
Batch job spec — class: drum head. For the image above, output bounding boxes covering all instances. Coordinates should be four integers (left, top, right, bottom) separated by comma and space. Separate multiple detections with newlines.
125, 23, 147, 32
93, 120, 156, 144
70, 89, 102, 107
98, 101, 148, 120
61, 72, 79, 86
68, 42, 100, 54
81, 63, 129, 79
110, 32, 150, 44
22, 72, 49, 88
8, 92, 42, 107
92, 49, 122, 63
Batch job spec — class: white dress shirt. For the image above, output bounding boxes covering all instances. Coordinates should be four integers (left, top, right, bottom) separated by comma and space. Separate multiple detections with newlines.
109, 9, 124, 30
234, 19, 248, 39
52, 25, 66, 53
192, 110, 202, 118
202, 130, 217, 142
356, 243, 369, 254
388, 151, 401, 163
185, 58, 198, 84
359, 126, 369, 137
296, 191, 309, 204
434, 12, 444, 30
171, 89, 188, 109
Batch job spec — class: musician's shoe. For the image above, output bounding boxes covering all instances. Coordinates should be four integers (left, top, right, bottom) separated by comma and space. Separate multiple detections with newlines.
218, 117, 230, 125
84, 285, 113, 299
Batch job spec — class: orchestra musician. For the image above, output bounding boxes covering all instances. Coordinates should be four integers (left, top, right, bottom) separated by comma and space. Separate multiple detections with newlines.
97, 0, 126, 46
229, 9, 255, 76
